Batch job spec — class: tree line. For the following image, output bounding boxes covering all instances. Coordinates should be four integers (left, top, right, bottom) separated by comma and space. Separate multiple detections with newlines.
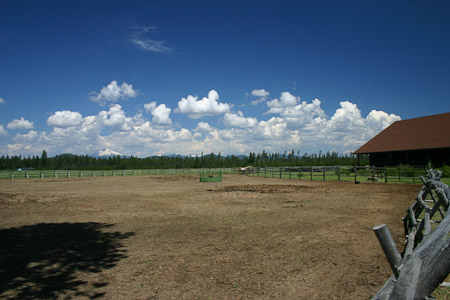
0, 150, 367, 170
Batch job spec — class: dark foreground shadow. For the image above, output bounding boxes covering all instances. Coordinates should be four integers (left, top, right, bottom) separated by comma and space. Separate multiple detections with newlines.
0, 222, 134, 299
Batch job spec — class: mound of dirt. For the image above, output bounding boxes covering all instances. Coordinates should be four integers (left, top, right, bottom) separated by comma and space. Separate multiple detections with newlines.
216, 184, 313, 193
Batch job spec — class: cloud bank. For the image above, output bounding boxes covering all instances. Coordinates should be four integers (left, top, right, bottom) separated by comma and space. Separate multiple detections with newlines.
0, 85, 401, 157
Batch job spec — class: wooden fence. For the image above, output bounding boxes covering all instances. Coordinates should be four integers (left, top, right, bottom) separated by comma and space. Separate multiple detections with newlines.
0, 168, 236, 180
372, 169, 450, 299
247, 166, 430, 184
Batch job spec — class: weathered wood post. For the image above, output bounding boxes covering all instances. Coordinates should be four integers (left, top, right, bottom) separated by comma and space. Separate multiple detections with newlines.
373, 224, 403, 278
310, 166, 313, 181
384, 166, 388, 183
337, 166, 340, 181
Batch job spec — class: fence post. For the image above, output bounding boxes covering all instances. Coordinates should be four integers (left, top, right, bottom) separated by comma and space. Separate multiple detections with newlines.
10, 171, 13, 179
54, 171, 57, 178
372, 166, 375, 182
373, 224, 403, 278
40, 171, 43, 178
310, 167, 313, 181
67, 171, 70, 178
385, 166, 388, 183
323, 167, 326, 180
337, 166, 341, 181
26, 172, 29, 179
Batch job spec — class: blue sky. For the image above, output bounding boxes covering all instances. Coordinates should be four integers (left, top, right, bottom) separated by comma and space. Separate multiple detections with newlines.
1, 0, 449, 157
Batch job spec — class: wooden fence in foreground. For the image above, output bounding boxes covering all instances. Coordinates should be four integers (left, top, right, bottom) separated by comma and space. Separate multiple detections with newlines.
372, 170, 450, 299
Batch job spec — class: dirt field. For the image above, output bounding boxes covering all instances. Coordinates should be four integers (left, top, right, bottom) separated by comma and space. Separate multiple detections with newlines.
0, 174, 421, 299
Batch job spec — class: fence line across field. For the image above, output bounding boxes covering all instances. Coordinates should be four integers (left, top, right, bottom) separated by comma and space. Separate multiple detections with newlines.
247, 165, 430, 184
0, 166, 436, 183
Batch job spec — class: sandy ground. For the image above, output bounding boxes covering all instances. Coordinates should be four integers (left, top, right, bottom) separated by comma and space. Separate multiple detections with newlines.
0, 174, 420, 299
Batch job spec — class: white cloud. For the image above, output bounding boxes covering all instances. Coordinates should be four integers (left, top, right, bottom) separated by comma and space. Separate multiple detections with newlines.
0, 87, 402, 157
223, 111, 258, 128
98, 104, 135, 131
251, 89, 270, 98
195, 122, 214, 132
144, 101, 172, 126
266, 91, 300, 113
151, 104, 172, 126
47, 110, 83, 128
0, 97, 5, 104
0, 125, 8, 136
176, 90, 232, 119
366, 110, 401, 136
130, 25, 172, 53
90, 80, 138, 106
144, 101, 157, 113
13, 130, 39, 142
7, 118, 34, 130
250, 89, 270, 106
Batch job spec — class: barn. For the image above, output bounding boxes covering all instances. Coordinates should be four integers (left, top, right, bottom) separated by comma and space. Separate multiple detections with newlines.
354, 112, 450, 167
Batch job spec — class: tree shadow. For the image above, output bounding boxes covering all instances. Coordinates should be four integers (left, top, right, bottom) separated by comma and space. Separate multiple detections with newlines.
0, 222, 134, 299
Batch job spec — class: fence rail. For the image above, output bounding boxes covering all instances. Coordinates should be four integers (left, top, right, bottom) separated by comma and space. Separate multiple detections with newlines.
372, 170, 450, 299
0, 168, 237, 180
247, 166, 431, 184
1, 166, 447, 185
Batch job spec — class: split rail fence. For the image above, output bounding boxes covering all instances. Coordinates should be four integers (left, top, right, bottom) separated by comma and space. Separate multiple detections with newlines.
372, 170, 450, 299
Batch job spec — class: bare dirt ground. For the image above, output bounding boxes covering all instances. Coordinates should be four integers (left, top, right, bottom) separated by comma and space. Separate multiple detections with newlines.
0, 174, 421, 299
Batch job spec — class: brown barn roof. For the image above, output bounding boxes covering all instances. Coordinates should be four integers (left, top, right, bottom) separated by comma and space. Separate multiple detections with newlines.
354, 112, 450, 154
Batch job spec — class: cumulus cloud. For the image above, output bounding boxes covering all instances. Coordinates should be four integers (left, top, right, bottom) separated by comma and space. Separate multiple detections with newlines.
98, 104, 135, 130
223, 111, 258, 128
176, 90, 232, 119
7, 118, 34, 130
13, 130, 39, 142
366, 110, 401, 136
250, 89, 270, 106
0, 125, 8, 136
152, 104, 172, 126
47, 110, 83, 128
90, 80, 137, 106
195, 122, 214, 132
130, 25, 172, 53
266, 91, 300, 114
0, 97, 5, 104
252, 89, 270, 98
0, 87, 402, 157
144, 101, 157, 113
144, 101, 172, 126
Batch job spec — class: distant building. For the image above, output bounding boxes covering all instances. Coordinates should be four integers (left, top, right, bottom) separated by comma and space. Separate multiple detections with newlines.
354, 112, 450, 167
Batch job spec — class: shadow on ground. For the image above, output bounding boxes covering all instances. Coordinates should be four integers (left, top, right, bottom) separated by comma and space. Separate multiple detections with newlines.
0, 222, 134, 299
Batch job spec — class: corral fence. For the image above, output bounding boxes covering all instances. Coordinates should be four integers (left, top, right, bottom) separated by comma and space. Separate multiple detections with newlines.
247, 165, 430, 184
372, 169, 450, 299
1, 166, 444, 185
0, 168, 236, 180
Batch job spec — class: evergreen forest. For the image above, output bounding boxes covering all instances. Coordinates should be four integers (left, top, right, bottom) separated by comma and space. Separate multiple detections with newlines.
0, 150, 367, 171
